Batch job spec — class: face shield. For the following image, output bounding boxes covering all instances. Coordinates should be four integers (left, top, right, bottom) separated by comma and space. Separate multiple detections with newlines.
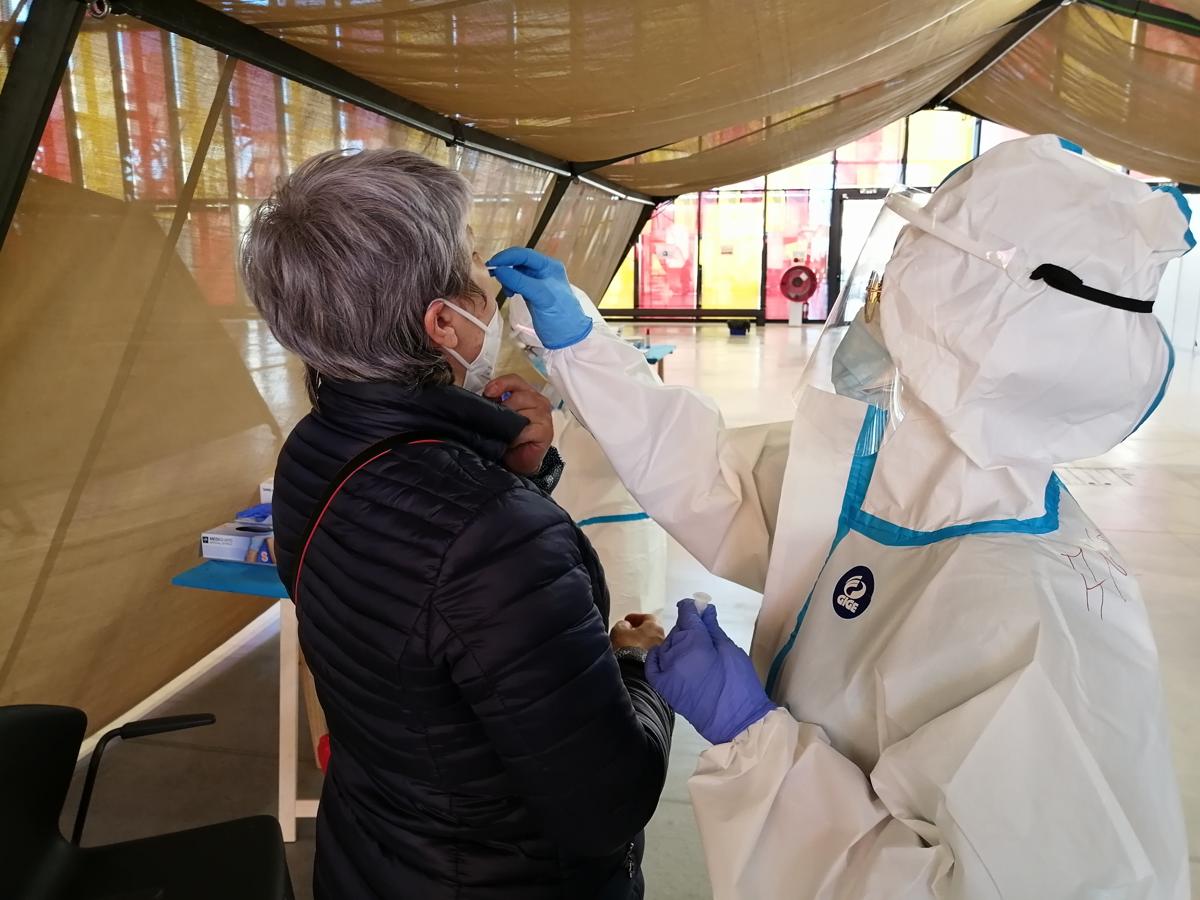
795, 187, 930, 454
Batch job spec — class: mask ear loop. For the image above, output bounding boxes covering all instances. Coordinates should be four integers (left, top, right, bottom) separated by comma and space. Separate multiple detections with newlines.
440, 297, 494, 332
433, 297, 485, 378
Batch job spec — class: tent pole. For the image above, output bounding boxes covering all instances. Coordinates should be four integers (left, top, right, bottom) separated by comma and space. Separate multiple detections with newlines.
0, 0, 85, 252
525, 175, 572, 249
109, 0, 653, 205
930, 0, 1063, 108
1082, 0, 1200, 36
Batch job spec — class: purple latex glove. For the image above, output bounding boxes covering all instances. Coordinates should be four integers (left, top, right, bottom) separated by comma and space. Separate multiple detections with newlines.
647, 599, 776, 745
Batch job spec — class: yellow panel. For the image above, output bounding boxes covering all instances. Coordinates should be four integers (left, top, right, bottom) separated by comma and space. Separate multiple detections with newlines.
906, 110, 976, 187
284, 78, 337, 171
0, 0, 30, 89
70, 31, 123, 198
600, 250, 634, 309
173, 38, 229, 201
698, 190, 763, 310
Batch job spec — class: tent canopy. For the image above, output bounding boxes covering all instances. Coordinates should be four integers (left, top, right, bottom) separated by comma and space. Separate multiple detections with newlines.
962, 2, 1200, 185
188, 0, 1200, 192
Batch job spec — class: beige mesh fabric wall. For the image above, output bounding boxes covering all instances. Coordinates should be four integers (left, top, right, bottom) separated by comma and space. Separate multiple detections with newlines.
0, 23, 280, 728
535, 182, 644, 300
958, 3, 1200, 184
0, 13, 587, 734
450, 149, 556, 261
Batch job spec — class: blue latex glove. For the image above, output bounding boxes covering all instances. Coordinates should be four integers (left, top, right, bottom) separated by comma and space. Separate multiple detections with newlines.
487, 247, 593, 349
647, 599, 776, 745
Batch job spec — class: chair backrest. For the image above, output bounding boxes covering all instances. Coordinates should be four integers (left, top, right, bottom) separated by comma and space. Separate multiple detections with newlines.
0, 705, 86, 898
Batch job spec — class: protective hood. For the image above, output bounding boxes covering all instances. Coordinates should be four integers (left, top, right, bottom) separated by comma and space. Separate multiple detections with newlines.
879, 134, 1192, 471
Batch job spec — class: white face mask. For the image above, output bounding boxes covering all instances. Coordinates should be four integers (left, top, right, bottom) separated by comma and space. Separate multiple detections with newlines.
441, 299, 501, 394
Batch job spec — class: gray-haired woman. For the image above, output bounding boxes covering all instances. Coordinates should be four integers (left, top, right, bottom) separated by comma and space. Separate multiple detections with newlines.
241, 148, 673, 900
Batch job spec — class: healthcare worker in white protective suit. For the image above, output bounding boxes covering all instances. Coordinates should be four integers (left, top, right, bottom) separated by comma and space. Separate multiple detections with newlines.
490, 135, 1195, 899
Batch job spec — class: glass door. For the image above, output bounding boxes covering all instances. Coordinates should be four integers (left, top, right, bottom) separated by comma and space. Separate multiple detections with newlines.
828, 188, 887, 307
764, 190, 832, 321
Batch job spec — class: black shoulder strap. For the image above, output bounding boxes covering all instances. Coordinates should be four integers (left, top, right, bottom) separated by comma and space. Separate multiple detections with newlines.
292, 433, 459, 601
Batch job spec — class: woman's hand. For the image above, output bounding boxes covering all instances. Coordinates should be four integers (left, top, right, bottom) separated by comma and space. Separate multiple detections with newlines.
484, 374, 554, 475
610, 612, 666, 652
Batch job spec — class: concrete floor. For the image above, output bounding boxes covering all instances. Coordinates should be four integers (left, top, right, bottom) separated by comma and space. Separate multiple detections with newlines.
63, 323, 1200, 898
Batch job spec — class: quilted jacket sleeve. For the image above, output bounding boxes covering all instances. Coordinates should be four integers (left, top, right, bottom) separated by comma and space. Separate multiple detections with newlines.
428, 484, 674, 858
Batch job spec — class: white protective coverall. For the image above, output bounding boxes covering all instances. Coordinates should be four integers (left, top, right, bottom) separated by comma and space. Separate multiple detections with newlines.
497, 316, 668, 619
515, 136, 1194, 899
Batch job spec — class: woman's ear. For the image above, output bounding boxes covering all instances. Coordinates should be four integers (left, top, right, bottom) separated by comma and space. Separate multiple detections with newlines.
424, 299, 459, 351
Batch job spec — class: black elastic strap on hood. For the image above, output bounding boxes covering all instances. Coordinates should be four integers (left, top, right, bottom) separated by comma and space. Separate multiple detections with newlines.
1031, 263, 1154, 314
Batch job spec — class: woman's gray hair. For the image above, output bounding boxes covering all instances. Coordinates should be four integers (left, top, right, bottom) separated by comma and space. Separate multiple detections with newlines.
240, 148, 482, 391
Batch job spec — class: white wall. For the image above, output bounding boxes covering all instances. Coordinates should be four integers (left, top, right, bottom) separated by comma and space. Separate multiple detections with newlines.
1155, 194, 1200, 350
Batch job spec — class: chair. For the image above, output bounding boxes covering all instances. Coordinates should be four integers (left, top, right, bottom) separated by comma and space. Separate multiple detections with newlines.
2, 704, 295, 900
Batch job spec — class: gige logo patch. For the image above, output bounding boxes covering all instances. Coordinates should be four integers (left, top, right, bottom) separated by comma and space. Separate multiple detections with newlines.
833, 566, 875, 620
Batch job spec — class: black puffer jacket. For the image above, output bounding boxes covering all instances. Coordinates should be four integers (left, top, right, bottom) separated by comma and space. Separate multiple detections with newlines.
272, 379, 673, 900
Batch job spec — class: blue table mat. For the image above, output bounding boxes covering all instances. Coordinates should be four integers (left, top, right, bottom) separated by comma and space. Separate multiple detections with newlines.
643, 344, 676, 363
172, 560, 289, 600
